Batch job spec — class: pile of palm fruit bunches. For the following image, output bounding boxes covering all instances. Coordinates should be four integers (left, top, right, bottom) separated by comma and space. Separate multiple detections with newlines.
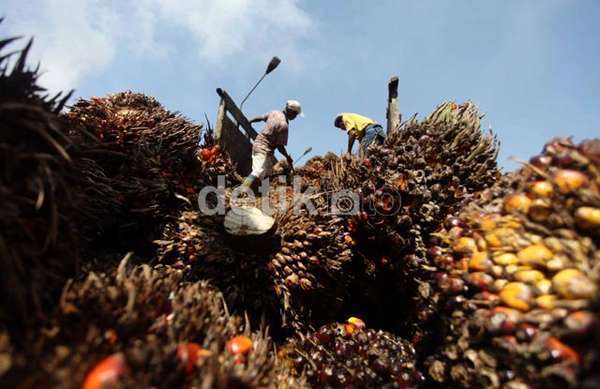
2, 25, 599, 388
423, 137, 600, 388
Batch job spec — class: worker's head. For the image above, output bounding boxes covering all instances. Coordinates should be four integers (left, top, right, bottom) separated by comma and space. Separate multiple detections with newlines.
285, 100, 302, 120
334, 114, 345, 130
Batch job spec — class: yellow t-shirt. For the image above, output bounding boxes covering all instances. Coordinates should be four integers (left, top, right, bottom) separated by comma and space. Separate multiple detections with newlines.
340, 113, 376, 139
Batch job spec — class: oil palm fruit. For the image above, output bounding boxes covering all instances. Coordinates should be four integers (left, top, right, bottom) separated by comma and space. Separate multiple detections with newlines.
284, 321, 422, 387
425, 137, 600, 388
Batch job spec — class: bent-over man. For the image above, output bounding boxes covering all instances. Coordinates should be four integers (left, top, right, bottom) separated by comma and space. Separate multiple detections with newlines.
334, 113, 386, 155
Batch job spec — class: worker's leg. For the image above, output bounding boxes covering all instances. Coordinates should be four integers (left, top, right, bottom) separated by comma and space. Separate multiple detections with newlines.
359, 125, 379, 156
374, 125, 386, 145
262, 154, 273, 178
241, 152, 268, 188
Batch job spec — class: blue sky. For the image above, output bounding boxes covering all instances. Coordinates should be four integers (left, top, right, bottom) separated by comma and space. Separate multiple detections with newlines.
3, 1, 599, 170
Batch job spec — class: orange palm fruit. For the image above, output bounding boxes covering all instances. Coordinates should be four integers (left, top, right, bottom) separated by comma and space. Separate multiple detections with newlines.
552, 269, 597, 299
514, 269, 546, 284
500, 282, 533, 311
82, 353, 129, 389
575, 207, 600, 229
529, 180, 554, 198
553, 169, 588, 193
347, 317, 366, 329
545, 336, 580, 363
453, 237, 478, 255
536, 279, 552, 295
344, 323, 357, 336
517, 244, 553, 266
536, 294, 557, 309
504, 193, 532, 213
468, 251, 493, 272
493, 253, 519, 266
226, 335, 253, 356
478, 213, 500, 232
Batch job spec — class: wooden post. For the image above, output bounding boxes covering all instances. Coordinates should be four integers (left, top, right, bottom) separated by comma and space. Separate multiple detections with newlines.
386, 76, 401, 135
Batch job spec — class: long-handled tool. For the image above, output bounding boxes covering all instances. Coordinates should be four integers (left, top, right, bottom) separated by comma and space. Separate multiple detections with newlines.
293, 146, 313, 168
287, 146, 312, 178
240, 56, 281, 111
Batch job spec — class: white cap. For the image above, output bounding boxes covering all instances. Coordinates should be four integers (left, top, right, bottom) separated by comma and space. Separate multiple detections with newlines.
286, 100, 303, 116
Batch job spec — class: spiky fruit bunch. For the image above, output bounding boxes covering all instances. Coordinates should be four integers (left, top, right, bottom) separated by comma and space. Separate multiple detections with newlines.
66, 91, 238, 193
425, 137, 600, 388
62, 92, 238, 252
267, 202, 356, 328
284, 318, 422, 387
308, 102, 500, 336
156, 210, 281, 327
331, 101, 499, 268
0, 29, 80, 331
3, 258, 302, 388
295, 152, 340, 190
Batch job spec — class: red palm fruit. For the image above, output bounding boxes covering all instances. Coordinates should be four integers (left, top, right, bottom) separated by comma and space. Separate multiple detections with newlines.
177, 343, 212, 374
545, 337, 580, 364
530, 155, 552, 169
564, 311, 598, 337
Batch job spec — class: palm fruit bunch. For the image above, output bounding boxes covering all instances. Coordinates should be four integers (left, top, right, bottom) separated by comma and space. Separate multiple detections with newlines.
66, 91, 236, 192
282, 317, 422, 387
0, 28, 81, 332
3, 257, 303, 388
295, 152, 340, 190
424, 137, 600, 387
318, 102, 500, 334
266, 199, 356, 329
62, 91, 238, 252
331, 101, 500, 268
155, 210, 282, 326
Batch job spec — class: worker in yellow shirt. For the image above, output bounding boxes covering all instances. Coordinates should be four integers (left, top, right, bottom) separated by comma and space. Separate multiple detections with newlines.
334, 113, 386, 155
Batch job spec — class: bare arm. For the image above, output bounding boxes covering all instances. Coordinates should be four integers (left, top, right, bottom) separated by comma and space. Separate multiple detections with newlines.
347, 133, 356, 154
249, 114, 268, 124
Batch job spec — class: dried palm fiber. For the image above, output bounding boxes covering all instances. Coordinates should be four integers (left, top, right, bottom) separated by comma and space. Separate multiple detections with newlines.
294, 152, 340, 191
282, 318, 422, 387
63, 91, 237, 251
424, 137, 600, 388
155, 211, 282, 329
314, 102, 500, 334
0, 28, 79, 333
3, 256, 305, 388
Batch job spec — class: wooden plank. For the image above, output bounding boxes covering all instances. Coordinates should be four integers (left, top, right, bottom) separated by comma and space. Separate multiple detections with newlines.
216, 106, 253, 176
386, 76, 401, 135
216, 88, 258, 139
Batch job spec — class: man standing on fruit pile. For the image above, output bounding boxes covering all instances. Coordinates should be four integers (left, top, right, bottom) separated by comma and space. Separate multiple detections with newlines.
335, 113, 386, 156
240, 100, 302, 188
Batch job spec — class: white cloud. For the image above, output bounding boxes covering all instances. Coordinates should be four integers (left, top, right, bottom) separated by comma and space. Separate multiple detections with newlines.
3, 0, 314, 92
4, 0, 120, 92
146, 0, 314, 68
